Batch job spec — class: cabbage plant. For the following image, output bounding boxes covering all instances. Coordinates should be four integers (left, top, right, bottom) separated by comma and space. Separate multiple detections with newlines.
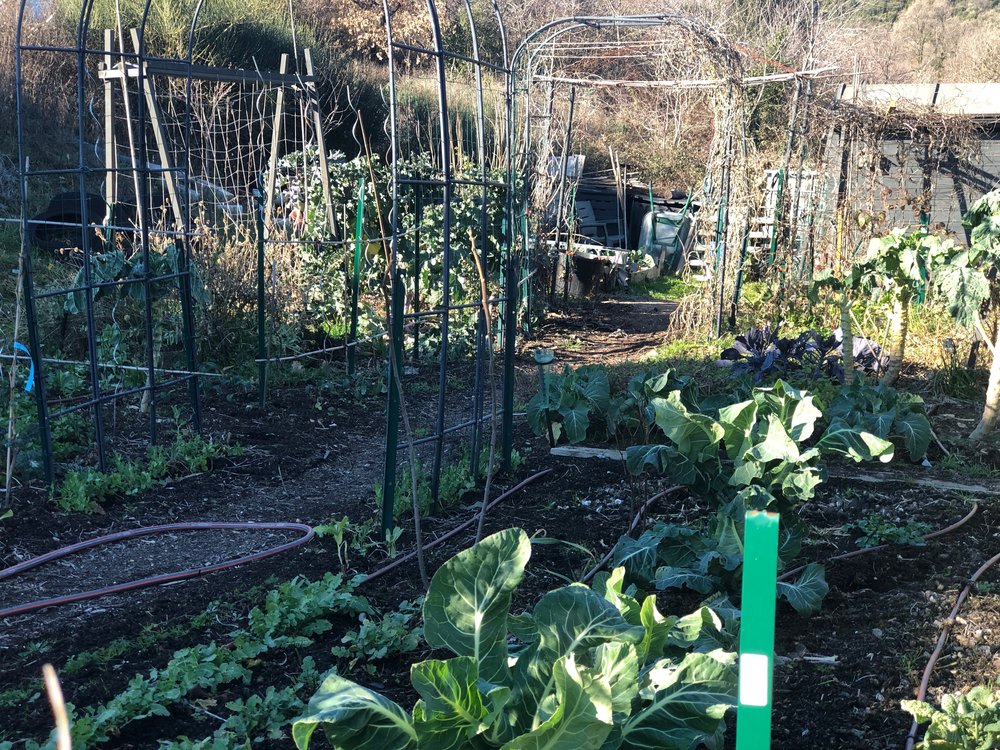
292, 529, 738, 750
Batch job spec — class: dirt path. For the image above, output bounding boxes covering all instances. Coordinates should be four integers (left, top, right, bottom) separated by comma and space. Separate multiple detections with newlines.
525, 297, 675, 367
0, 289, 676, 661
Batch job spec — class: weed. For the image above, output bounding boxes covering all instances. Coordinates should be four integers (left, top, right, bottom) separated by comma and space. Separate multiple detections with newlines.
16, 641, 52, 660
927, 339, 984, 399
313, 516, 378, 571
21, 573, 371, 749
63, 623, 191, 676
557, 336, 584, 352
847, 513, 932, 548
626, 274, 701, 301
384, 526, 403, 558
55, 431, 241, 512
938, 452, 995, 478
0, 687, 39, 710
331, 598, 423, 674
375, 446, 521, 524
898, 651, 923, 674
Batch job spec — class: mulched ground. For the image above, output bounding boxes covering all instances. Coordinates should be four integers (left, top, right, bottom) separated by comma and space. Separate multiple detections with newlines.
2, 292, 999, 749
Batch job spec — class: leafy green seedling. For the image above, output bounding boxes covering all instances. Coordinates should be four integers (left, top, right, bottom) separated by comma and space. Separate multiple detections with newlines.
847, 513, 931, 548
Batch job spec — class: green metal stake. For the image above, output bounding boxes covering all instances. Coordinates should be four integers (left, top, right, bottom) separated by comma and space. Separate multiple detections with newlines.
380, 269, 405, 536
736, 510, 780, 750
767, 169, 784, 270
348, 178, 365, 377
253, 180, 267, 408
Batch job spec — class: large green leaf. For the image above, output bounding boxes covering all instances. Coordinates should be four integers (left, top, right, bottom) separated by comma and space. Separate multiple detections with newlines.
637, 595, 677, 663
292, 674, 416, 750
746, 416, 799, 464
664, 608, 729, 654
653, 567, 717, 594
786, 393, 822, 443
753, 381, 821, 442
717, 400, 757, 458
526, 392, 550, 438
935, 262, 989, 328
560, 402, 591, 445
649, 392, 724, 459
411, 657, 488, 750
776, 464, 823, 504
625, 444, 672, 477
575, 367, 611, 411
424, 528, 531, 683
612, 528, 667, 584
595, 642, 640, 717
776, 563, 828, 616
816, 419, 894, 463
620, 650, 736, 750
592, 567, 642, 625
503, 655, 614, 750
533, 585, 645, 659
895, 409, 932, 460
522, 586, 643, 729
712, 515, 744, 571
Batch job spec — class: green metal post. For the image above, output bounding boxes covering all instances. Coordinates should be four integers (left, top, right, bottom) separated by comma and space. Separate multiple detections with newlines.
348, 178, 365, 377
412, 191, 423, 361
381, 269, 405, 535
254, 181, 267, 408
501, 207, 519, 470
767, 169, 784, 269
648, 183, 656, 247
736, 510, 780, 750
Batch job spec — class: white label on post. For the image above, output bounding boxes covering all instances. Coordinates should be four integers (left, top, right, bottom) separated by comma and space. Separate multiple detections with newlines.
739, 653, 770, 707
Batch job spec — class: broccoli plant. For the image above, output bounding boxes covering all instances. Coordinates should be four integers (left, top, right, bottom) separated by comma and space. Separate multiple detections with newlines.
852, 229, 950, 386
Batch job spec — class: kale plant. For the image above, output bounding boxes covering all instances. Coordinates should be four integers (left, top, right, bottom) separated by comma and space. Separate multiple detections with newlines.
720, 326, 887, 383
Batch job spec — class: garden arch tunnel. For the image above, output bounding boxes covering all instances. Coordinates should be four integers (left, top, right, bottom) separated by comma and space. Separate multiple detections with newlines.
508, 14, 750, 337
505, 14, 831, 338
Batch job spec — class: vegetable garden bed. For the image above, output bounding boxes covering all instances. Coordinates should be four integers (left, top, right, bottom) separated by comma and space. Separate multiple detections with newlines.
2, 296, 999, 749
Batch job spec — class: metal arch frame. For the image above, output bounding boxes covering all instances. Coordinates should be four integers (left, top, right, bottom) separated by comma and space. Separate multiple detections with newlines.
380, 0, 515, 532
14, 0, 208, 482
506, 13, 746, 336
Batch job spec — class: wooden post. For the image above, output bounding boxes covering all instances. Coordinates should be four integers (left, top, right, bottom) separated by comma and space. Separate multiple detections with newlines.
114, 31, 144, 236
130, 29, 185, 231
303, 48, 336, 238
263, 53, 289, 232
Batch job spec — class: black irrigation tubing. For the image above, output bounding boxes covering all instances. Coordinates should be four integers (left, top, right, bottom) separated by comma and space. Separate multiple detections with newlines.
359, 468, 552, 586
0, 522, 314, 619
905, 547, 1000, 750
777, 503, 980, 583
579, 485, 686, 584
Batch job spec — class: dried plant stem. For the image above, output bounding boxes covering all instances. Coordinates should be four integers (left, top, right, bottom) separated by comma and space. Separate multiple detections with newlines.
357, 113, 428, 589
42, 664, 72, 750
469, 234, 498, 543
4, 230, 26, 504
